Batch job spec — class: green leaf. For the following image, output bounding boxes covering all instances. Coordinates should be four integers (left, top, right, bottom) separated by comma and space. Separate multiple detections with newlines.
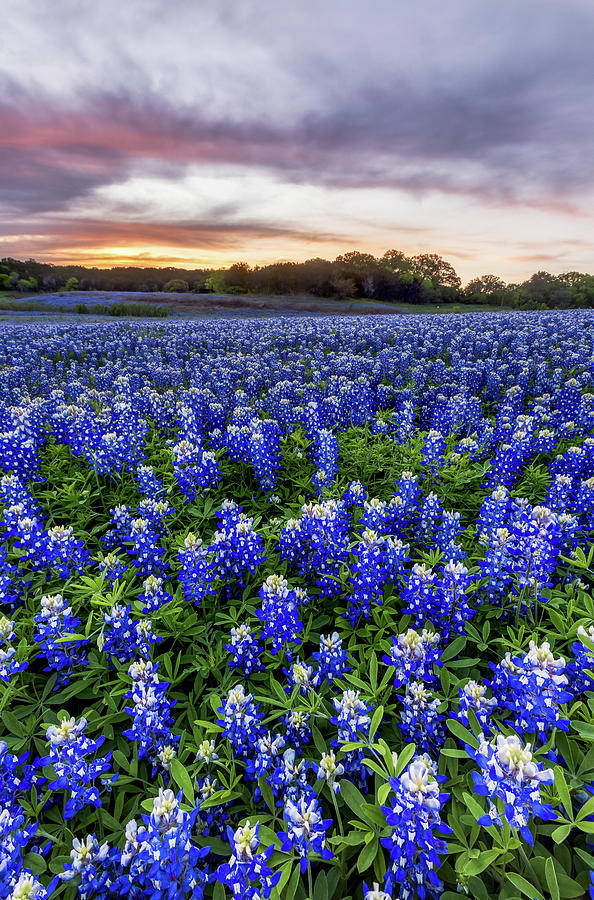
551, 823, 572, 843
544, 858, 560, 900
258, 777, 275, 814
507, 873, 545, 900
357, 835, 378, 873
447, 719, 478, 749
21, 853, 46, 875
369, 705, 384, 741
462, 849, 500, 876
313, 870, 329, 900
442, 635, 467, 662
169, 758, 195, 805
554, 766, 573, 820
393, 743, 415, 775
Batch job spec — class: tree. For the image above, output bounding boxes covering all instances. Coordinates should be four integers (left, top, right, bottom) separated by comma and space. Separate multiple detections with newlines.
381, 249, 411, 273
224, 262, 252, 293
204, 272, 226, 293
64, 277, 79, 291
163, 279, 189, 292
408, 253, 461, 289
464, 274, 505, 296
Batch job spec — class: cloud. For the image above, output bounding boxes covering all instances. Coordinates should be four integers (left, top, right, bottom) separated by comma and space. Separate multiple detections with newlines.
1, 0, 594, 277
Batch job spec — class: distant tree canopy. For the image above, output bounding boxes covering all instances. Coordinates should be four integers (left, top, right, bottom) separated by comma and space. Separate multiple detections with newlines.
1, 253, 593, 308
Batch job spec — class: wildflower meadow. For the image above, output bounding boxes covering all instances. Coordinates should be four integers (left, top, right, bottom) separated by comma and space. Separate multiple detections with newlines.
1, 311, 593, 900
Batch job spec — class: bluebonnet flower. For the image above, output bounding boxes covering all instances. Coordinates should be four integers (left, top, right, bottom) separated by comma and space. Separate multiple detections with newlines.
42, 715, 114, 819
314, 750, 344, 794
381, 757, 450, 900
0, 805, 41, 900
8, 872, 57, 900
44, 524, 90, 577
282, 710, 312, 748
570, 624, 594, 694
177, 533, 216, 608
343, 480, 368, 508
128, 517, 167, 578
491, 641, 571, 739
311, 428, 339, 493
101, 605, 159, 665
312, 632, 349, 683
226, 623, 264, 676
218, 685, 263, 757
279, 796, 334, 871
123, 660, 178, 774
211, 507, 266, 594
331, 689, 372, 742
117, 789, 209, 898
467, 732, 555, 843
331, 689, 373, 786
0, 617, 27, 683
256, 574, 303, 658
216, 820, 279, 899
196, 740, 218, 764
139, 574, 171, 614
399, 683, 445, 753
98, 551, 128, 584
34, 594, 88, 688
421, 429, 446, 473
172, 438, 221, 501
456, 681, 497, 731
270, 747, 310, 803
284, 657, 316, 695
363, 883, 392, 900
245, 732, 286, 782
135, 463, 164, 496
59, 834, 111, 899
383, 628, 441, 689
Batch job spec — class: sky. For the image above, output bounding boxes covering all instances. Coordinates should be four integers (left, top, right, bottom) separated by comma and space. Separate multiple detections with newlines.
1, 0, 594, 284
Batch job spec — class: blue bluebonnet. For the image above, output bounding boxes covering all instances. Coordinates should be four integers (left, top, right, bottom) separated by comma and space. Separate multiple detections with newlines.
216, 820, 279, 899
381, 757, 450, 900
98, 551, 128, 584
101, 605, 159, 665
0, 617, 27, 683
218, 684, 263, 757
123, 660, 178, 774
8, 872, 57, 899
177, 533, 216, 608
456, 681, 497, 731
135, 464, 164, 497
384, 628, 441, 689
172, 438, 221, 501
42, 715, 115, 819
34, 594, 88, 688
226, 623, 264, 676
117, 789, 210, 898
138, 574, 171, 614
282, 710, 312, 748
399, 682, 445, 753
270, 747, 310, 803
312, 632, 349, 683
570, 624, 594, 694
491, 641, 571, 739
256, 574, 303, 658
245, 732, 286, 783
59, 834, 112, 899
279, 795, 334, 872
314, 750, 344, 794
466, 732, 556, 843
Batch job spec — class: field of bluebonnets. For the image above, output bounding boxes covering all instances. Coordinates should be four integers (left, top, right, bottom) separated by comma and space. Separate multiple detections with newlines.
1, 311, 594, 900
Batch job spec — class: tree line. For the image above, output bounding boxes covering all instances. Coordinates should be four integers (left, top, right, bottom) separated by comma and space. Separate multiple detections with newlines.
2, 251, 594, 309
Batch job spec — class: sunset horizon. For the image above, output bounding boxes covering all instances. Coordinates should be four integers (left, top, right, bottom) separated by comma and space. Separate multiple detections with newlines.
2, 0, 594, 285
